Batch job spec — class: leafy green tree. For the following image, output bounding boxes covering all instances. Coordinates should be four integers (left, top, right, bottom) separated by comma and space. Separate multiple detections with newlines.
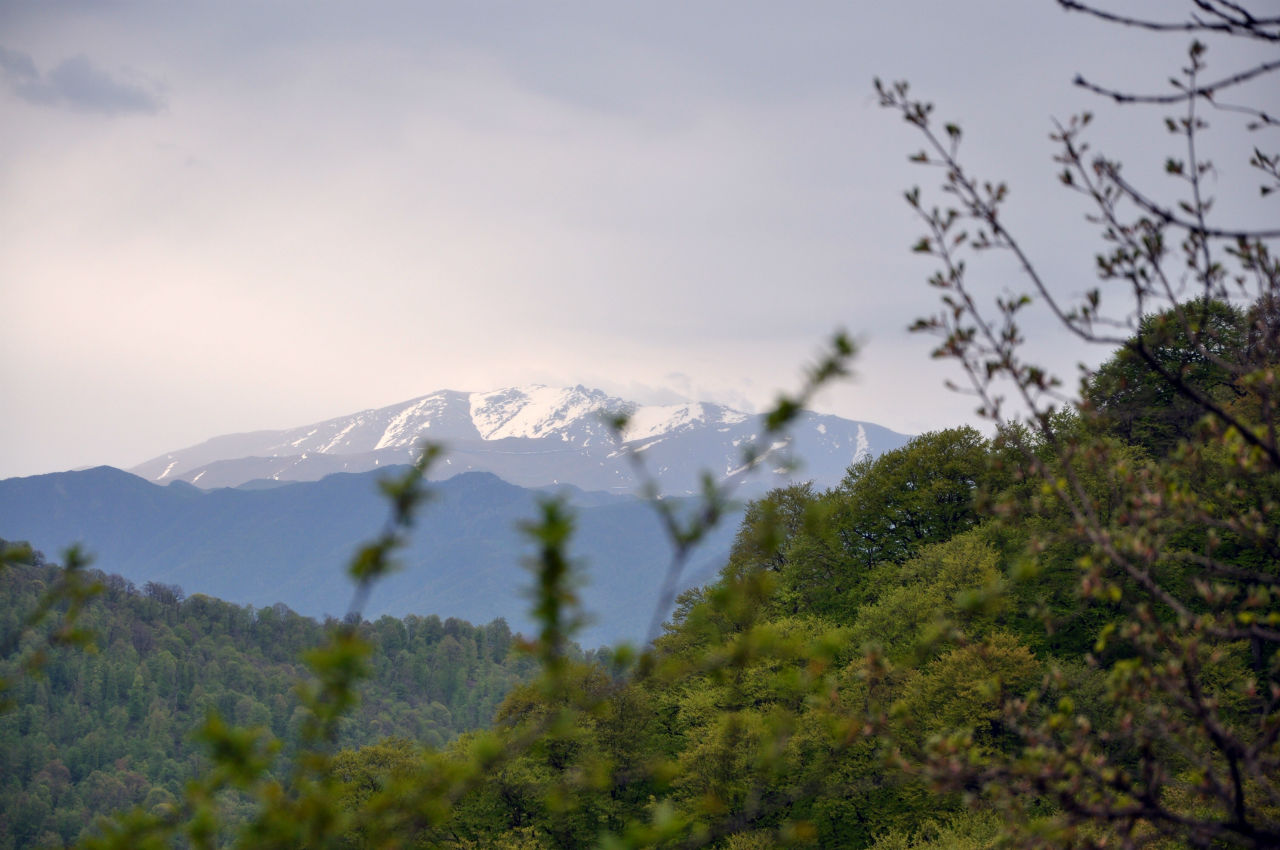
830, 427, 989, 573
723, 483, 820, 580
1084, 299, 1250, 456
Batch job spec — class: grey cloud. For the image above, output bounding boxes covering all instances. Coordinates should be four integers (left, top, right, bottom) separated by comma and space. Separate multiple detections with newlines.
0, 46, 163, 114
0, 45, 38, 80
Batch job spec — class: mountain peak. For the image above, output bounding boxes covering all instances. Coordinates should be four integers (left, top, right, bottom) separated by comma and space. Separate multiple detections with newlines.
129, 385, 912, 494
468, 385, 630, 442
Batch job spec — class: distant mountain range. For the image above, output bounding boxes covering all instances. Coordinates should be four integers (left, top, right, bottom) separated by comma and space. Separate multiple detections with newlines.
2, 387, 913, 644
129, 385, 912, 496
0, 466, 735, 647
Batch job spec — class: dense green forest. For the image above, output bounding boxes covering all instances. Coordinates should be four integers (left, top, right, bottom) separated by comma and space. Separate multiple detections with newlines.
0, 554, 537, 849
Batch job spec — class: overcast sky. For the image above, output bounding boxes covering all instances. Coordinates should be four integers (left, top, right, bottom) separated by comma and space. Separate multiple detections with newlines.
1, 1, 1274, 479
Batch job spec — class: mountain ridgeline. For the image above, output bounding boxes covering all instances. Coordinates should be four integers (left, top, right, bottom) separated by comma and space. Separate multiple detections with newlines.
0, 467, 736, 648
0, 386, 908, 647
128, 385, 910, 495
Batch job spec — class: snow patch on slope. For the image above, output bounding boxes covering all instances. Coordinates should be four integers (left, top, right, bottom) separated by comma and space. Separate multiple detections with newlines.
624, 403, 748, 441
470, 386, 626, 441
852, 423, 870, 464
320, 419, 361, 453
375, 395, 442, 450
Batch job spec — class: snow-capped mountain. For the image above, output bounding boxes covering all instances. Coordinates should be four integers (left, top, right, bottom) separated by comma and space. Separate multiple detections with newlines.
130, 385, 912, 495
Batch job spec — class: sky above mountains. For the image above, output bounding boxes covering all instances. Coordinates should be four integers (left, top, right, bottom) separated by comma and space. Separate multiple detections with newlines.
2, 1, 1275, 479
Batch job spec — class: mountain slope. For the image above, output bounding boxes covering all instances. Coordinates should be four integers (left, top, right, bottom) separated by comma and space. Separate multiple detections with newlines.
130, 386, 911, 495
0, 467, 735, 646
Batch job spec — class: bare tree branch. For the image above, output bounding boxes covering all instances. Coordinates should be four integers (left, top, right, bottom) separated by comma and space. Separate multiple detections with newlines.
1072, 57, 1280, 109
1099, 164, 1280, 240
1059, 0, 1280, 40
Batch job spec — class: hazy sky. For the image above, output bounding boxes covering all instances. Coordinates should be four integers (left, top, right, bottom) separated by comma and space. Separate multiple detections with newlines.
1, 1, 1274, 478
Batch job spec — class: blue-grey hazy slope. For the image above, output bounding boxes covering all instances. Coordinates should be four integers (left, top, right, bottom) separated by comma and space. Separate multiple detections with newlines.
0, 466, 735, 646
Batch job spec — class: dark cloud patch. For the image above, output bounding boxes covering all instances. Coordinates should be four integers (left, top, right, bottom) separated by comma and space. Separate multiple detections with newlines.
0, 45, 39, 80
0, 46, 162, 114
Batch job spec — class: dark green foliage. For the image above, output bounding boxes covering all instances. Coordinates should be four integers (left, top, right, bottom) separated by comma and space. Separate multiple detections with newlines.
0, 551, 534, 848
1084, 300, 1250, 456
830, 427, 988, 566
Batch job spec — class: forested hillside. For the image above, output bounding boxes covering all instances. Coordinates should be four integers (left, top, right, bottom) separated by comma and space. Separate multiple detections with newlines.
0, 552, 537, 849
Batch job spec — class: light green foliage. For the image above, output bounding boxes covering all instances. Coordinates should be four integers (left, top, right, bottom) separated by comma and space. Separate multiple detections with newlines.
893, 631, 1039, 741
847, 531, 1003, 658
867, 810, 1004, 850
723, 483, 821, 581
725, 428, 994, 625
